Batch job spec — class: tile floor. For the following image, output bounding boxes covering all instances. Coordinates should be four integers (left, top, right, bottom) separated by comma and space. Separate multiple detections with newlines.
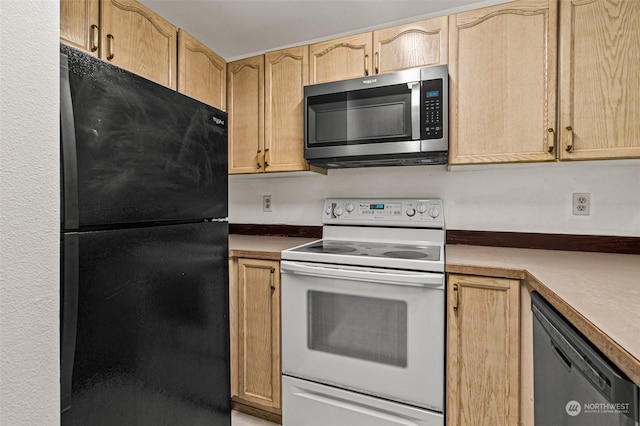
232, 410, 280, 426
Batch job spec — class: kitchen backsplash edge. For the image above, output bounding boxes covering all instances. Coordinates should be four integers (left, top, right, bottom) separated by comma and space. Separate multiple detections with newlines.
229, 224, 640, 255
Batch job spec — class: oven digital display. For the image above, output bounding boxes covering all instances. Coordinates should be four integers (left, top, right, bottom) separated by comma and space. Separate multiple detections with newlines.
426, 90, 440, 98
370, 204, 385, 210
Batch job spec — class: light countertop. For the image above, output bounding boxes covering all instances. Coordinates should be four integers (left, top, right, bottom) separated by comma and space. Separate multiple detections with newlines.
228, 234, 640, 386
446, 244, 640, 386
229, 234, 316, 260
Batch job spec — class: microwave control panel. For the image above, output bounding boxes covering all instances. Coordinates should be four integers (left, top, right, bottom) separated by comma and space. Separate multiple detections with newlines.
421, 79, 443, 140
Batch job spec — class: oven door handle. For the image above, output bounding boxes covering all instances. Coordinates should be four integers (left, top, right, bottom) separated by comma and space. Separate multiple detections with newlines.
281, 261, 444, 288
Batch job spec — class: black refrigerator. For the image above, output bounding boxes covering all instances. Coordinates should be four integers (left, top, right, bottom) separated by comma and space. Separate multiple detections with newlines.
59, 45, 230, 426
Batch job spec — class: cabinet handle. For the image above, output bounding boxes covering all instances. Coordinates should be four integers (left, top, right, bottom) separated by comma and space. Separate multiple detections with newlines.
106, 34, 114, 60
264, 148, 270, 169
375, 52, 379, 74
565, 126, 574, 152
452, 284, 459, 311
90, 25, 99, 52
364, 55, 369, 76
270, 268, 276, 290
546, 128, 555, 154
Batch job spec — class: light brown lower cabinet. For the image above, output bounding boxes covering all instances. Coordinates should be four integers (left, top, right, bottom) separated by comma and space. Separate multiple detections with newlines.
447, 274, 534, 426
230, 257, 281, 423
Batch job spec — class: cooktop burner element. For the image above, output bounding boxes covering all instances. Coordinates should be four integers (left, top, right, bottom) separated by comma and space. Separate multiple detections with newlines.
305, 242, 357, 254
384, 250, 429, 259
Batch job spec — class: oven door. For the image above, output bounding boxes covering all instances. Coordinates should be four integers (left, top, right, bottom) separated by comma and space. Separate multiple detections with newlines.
281, 260, 444, 411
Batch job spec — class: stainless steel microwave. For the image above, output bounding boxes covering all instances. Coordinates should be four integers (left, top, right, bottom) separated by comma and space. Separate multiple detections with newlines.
304, 65, 448, 168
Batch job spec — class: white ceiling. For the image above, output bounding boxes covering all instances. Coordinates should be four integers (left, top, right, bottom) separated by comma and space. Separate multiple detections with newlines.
138, 0, 511, 61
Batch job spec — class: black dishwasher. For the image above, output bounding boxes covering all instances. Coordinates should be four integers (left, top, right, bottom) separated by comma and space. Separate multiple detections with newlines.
532, 292, 639, 426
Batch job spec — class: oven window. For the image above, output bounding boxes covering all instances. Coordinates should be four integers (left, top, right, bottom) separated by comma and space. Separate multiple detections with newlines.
307, 291, 407, 367
307, 84, 413, 147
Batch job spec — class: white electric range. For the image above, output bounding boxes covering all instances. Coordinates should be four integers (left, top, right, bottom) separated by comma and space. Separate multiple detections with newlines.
280, 198, 445, 426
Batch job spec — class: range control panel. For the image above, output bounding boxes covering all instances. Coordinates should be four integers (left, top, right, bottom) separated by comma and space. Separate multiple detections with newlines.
323, 198, 444, 228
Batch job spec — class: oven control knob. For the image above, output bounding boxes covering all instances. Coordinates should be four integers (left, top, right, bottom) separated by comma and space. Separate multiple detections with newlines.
334, 207, 344, 216
406, 208, 416, 217
345, 203, 354, 213
417, 204, 427, 214
428, 208, 440, 218
325, 205, 333, 215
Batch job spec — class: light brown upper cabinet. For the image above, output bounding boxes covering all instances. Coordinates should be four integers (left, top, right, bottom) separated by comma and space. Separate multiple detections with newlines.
228, 48, 309, 174
558, 0, 640, 160
264, 46, 309, 172
100, 0, 177, 89
177, 30, 226, 110
309, 33, 372, 84
448, 0, 558, 165
227, 55, 265, 174
373, 17, 448, 75
310, 16, 448, 84
60, 0, 100, 56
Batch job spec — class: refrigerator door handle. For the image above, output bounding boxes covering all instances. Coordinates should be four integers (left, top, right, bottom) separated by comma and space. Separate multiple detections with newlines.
60, 53, 79, 229
61, 234, 80, 413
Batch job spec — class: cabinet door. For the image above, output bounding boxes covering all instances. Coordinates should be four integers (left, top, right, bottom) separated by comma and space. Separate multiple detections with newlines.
447, 274, 520, 426
227, 55, 265, 174
449, 0, 558, 164
559, 0, 640, 160
265, 46, 309, 173
237, 259, 281, 411
373, 16, 448, 74
177, 29, 226, 110
309, 33, 372, 84
60, 0, 100, 55
100, 0, 177, 89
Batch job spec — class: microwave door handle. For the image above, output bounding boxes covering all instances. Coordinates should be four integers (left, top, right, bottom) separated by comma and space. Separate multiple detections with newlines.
410, 82, 421, 140
280, 261, 444, 288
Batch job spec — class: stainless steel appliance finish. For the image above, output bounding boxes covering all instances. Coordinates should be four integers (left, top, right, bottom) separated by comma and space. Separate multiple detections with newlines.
281, 198, 445, 426
532, 292, 639, 425
304, 66, 448, 168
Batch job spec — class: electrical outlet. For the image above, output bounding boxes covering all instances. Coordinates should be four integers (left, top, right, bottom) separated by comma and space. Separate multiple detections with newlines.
263, 195, 272, 212
572, 193, 590, 216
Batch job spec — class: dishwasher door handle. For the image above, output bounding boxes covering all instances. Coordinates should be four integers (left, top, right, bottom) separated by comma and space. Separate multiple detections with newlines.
533, 304, 610, 393
551, 341, 572, 372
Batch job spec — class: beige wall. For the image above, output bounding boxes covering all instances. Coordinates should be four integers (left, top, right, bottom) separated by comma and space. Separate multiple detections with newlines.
229, 160, 640, 236
0, 2, 61, 425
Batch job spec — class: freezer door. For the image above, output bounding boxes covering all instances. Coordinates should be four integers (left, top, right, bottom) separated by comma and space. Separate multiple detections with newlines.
61, 222, 230, 426
60, 45, 227, 229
